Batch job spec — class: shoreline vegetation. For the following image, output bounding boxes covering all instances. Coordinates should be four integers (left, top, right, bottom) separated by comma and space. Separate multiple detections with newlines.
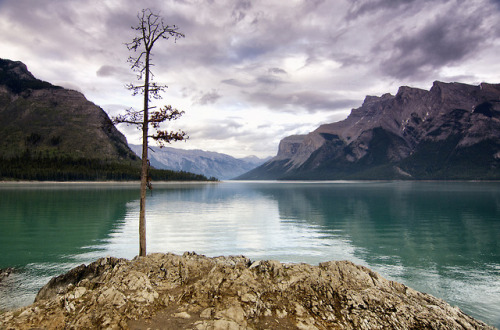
0, 155, 217, 182
0, 181, 220, 185
0, 253, 495, 329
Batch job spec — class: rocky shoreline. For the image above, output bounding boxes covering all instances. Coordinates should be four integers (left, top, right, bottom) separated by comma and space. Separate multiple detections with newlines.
0, 252, 495, 329
0, 267, 15, 282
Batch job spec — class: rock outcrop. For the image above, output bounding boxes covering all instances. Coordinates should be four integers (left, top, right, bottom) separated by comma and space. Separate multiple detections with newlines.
239, 81, 500, 180
0, 268, 14, 283
0, 253, 494, 329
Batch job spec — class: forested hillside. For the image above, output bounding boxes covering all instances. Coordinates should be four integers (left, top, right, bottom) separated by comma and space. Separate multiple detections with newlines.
0, 58, 211, 181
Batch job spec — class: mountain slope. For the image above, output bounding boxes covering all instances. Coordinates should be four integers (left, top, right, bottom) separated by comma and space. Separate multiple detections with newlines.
0, 59, 209, 181
129, 144, 268, 180
239, 81, 500, 180
0, 59, 137, 162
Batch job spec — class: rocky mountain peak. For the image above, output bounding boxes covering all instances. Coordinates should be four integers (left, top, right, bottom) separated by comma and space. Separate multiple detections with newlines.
395, 85, 427, 103
429, 81, 481, 109
0, 59, 33, 79
0, 58, 59, 94
362, 94, 392, 106
239, 81, 500, 180
479, 82, 500, 99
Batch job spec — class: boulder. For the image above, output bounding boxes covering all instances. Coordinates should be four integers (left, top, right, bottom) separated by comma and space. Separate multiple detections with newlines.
0, 253, 495, 329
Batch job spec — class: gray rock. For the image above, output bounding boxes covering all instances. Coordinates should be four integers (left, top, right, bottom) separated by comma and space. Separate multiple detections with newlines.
35, 256, 124, 302
0, 267, 15, 282
0, 253, 495, 329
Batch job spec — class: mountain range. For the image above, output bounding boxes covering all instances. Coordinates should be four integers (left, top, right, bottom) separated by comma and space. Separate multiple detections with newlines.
238, 81, 500, 180
3, 58, 499, 181
129, 144, 269, 180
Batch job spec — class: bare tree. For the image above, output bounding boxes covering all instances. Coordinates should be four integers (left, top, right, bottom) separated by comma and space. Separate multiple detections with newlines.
114, 8, 186, 257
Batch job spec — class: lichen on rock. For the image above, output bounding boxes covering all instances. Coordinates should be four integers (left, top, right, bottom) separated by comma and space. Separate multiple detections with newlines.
0, 252, 495, 329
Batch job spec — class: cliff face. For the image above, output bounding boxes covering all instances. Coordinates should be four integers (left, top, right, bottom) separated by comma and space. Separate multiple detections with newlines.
240, 81, 500, 180
275, 135, 306, 160
0, 58, 137, 162
0, 253, 494, 329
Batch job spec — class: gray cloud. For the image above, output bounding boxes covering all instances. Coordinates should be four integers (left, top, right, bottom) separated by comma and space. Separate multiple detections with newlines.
268, 68, 287, 75
346, 0, 426, 20
96, 65, 127, 78
1, 0, 499, 157
231, 0, 252, 23
256, 75, 287, 87
221, 79, 252, 88
255, 67, 289, 86
248, 91, 358, 113
377, 7, 494, 79
196, 89, 222, 105
188, 119, 246, 140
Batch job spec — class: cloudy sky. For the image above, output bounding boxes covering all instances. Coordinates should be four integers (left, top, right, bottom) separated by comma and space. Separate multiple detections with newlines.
1, 0, 499, 158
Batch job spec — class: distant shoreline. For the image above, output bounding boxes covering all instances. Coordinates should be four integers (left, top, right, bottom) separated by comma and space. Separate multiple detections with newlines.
0, 180, 220, 185
1, 180, 499, 185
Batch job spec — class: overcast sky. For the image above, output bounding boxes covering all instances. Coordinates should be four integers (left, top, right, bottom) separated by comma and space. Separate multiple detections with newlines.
1, 0, 499, 158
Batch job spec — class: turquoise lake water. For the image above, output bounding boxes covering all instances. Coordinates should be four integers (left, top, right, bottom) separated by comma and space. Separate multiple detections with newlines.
0, 181, 499, 327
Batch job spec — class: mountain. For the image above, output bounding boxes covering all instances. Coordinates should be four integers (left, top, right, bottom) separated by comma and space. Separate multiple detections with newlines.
239, 81, 500, 180
129, 144, 269, 180
0, 58, 209, 181
0, 59, 137, 162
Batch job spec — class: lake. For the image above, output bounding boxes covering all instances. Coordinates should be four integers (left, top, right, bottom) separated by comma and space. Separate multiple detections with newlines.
0, 181, 499, 327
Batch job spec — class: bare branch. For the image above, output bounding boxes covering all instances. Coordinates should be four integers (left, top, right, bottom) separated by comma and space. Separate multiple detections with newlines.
127, 9, 185, 56
114, 118, 144, 126
113, 107, 144, 127
125, 83, 145, 96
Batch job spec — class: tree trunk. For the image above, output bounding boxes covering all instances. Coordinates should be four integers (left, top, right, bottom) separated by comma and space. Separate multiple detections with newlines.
139, 50, 150, 257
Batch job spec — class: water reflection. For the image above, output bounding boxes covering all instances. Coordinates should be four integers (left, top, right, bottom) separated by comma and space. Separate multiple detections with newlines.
1, 182, 499, 327
97, 181, 499, 326
0, 183, 139, 309
253, 181, 500, 269
249, 181, 500, 326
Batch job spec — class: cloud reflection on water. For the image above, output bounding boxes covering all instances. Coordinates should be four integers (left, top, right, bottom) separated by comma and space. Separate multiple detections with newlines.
96, 181, 499, 326
4, 182, 495, 325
